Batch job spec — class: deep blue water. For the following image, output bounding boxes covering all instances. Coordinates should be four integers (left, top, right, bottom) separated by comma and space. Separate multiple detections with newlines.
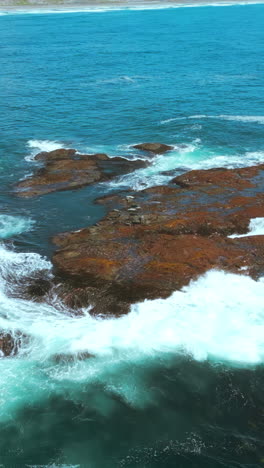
1, 3, 264, 467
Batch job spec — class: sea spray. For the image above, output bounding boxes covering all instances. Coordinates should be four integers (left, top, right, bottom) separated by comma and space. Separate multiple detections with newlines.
2, 249, 264, 366
26, 140, 68, 161
229, 217, 264, 238
0, 215, 34, 239
107, 143, 264, 191
1, 240, 264, 422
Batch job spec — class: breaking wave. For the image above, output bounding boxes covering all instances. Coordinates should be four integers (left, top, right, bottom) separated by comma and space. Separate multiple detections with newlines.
107, 143, 264, 191
161, 114, 264, 125
25, 139, 68, 161
1, 235, 264, 421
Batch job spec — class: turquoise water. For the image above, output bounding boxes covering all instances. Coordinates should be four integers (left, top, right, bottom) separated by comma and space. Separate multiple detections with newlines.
1, 3, 264, 466
1, 3, 264, 251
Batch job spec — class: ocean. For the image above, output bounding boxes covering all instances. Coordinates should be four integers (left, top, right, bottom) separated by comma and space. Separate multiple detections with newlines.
1, 3, 264, 466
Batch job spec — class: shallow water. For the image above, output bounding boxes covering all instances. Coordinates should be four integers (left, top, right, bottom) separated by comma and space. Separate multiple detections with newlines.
1, 3, 264, 466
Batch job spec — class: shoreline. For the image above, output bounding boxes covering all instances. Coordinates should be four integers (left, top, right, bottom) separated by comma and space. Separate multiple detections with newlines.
1, 0, 264, 12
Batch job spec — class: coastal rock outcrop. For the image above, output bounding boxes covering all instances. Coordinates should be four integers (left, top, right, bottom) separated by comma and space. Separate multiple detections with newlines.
52, 163, 264, 310
16, 148, 148, 198
132, 142, 174, 154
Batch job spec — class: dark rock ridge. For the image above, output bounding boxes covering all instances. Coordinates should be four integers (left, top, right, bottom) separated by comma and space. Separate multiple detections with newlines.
16, 148, 148, 198
0, 331, 26, 357
52, 163, 264, 312
132, 142, 174, 154
25, 278, 52, 299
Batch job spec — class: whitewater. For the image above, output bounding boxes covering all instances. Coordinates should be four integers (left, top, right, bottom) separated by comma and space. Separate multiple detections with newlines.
1, 210, 264, 427
25, 138, 264, 191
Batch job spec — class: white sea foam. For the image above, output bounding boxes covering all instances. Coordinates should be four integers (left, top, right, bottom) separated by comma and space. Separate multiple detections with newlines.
0, 243, 263, 366
107, 142, 264, 191
25, 139, 68, 161
106, 143, 195, 190
229, 217, 264, 238
0, 214, 34, 239
1, 262, 264, 366
24, 139, 264, 191
161, 114, 264, 125
0, 244, 52, 287
1, 241, 264, 419
189, 149, 264, 170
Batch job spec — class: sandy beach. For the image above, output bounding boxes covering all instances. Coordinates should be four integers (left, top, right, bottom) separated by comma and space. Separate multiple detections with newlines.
1, 0, 264, 10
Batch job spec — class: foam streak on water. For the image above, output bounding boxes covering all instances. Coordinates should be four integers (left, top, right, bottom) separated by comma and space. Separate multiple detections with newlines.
161, 114, 264, 125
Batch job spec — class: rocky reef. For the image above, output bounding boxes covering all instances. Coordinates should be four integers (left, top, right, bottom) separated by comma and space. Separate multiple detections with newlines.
3, 147, 264, 356
16, 148, 148, 197
51, 162, 264, 311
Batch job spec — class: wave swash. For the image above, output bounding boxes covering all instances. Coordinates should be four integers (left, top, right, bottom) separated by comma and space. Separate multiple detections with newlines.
1, 213, 264, 422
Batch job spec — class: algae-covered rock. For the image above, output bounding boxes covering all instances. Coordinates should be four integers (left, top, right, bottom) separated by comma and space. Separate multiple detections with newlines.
132, 142, 174, 154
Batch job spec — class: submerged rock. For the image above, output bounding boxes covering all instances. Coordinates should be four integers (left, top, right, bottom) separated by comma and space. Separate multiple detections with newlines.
51, 351, 94, 364
16, 148, 148, 198
0, 331, 26, 357
52, 163, 264, 309
64, 286, 130, 316
25, 278, 52, 299
132, 142, 174, 154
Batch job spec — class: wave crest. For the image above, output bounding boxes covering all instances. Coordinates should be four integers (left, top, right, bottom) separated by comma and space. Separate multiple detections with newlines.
160, 114, 264, 125
26, 139, 68, 161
